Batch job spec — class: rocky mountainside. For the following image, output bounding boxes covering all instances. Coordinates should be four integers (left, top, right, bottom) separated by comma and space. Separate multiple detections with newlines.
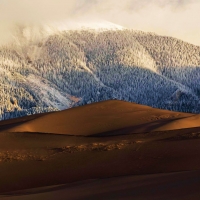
1, 26, 200, 120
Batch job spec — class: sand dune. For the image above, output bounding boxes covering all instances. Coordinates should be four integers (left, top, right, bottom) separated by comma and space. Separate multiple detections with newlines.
0, 100, 200, 199
0, 100, 198, 136
2, 171, 200, 200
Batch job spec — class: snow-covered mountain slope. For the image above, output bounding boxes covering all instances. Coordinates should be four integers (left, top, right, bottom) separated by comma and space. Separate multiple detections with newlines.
1, 26, 200, 120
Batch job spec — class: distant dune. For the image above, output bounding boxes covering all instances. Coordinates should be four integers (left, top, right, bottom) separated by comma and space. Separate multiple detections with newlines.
1, 100, 200, 199
0, 100, 199, 136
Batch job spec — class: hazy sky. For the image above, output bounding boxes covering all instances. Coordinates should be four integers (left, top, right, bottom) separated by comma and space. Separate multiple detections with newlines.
0, 0, 200, 45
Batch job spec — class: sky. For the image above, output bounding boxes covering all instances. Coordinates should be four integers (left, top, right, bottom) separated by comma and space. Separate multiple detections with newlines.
0, 0, 200, 45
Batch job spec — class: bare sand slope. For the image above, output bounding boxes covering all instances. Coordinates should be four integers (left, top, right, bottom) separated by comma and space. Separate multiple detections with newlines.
2, 170, 200, 200
0, 100, 199, 136
0, 128, 200, 196
0, 100, 200, 199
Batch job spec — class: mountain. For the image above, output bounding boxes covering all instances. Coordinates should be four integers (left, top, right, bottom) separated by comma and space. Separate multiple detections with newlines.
1, 23, 200, 120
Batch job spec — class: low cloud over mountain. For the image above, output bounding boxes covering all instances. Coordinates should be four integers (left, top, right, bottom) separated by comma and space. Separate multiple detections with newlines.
0, 0, 200, 45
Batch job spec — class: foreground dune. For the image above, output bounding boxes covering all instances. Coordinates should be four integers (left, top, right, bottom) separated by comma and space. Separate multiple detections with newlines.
2, 171, 200, 200
0, 100, 200, 199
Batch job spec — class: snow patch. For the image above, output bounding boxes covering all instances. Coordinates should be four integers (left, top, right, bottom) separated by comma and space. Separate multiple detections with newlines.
26, 74, 72, 110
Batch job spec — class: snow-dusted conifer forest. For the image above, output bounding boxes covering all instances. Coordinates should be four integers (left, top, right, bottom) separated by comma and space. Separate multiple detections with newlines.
1, 28, 200, 120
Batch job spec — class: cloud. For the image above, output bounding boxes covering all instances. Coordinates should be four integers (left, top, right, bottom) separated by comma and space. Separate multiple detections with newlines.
0, 0, 200, 45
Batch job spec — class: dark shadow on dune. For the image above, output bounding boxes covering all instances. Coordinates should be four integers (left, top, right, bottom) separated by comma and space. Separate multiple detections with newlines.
158, 132, 200, 141
2, 171, 200, 199
0, 183, 73, 197
91, 116, 199, 137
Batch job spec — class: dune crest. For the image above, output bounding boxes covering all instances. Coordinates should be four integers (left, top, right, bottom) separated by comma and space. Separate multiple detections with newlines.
1, 100, 199, 136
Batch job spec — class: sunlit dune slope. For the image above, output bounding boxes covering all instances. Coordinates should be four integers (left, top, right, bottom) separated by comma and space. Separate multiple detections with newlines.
0, 100, 199, 136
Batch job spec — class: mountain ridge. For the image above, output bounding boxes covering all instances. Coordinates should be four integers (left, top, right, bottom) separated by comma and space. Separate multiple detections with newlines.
1, 27, 200, 120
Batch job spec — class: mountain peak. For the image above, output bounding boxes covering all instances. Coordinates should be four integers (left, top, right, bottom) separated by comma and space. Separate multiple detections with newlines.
11, 20, 125, 44
45, 19, 125, 32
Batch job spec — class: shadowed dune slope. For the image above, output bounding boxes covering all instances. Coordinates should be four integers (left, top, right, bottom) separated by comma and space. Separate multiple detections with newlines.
0, 100, 200, 198
0, 100, 199, 136
2, 171, 200, 200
